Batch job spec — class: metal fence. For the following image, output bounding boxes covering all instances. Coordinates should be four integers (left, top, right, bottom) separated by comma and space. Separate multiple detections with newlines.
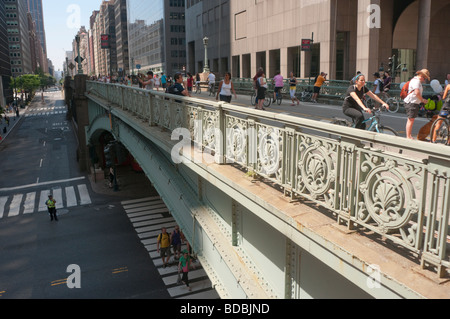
230, 78, 439, 102
86, 81, 450, 278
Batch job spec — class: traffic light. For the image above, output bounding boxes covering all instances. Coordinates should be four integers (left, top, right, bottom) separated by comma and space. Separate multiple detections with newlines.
104, 144, 115, 168
388, 57, 393, 72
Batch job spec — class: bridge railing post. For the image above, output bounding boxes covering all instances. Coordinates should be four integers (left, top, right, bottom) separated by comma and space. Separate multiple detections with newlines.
216, 102, 226, 165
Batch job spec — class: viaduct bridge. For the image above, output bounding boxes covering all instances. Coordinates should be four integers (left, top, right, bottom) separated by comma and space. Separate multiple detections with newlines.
65, 75, 449, 299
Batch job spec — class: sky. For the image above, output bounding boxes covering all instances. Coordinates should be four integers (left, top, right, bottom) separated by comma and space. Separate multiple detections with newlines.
43, 0, 104, 71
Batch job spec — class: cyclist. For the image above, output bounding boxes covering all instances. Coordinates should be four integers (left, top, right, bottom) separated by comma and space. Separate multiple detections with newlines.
273, 71, 284, 103
431, 82, 450, 142
208, 72, 216, 93
256, 72, 268, 110
288, 72, 300, 106
342, 74, 389, 130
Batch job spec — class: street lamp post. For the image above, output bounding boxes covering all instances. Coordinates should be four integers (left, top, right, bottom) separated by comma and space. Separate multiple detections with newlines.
203, 37, 210, 73
75, 34, 83, 75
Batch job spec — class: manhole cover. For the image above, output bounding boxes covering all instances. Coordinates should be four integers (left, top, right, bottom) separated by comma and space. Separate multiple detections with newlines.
57, 209, 69, 215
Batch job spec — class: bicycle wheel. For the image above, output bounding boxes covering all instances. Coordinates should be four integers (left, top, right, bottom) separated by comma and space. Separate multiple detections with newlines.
276, 93, 282, 105
377, 125, 399, 136
263, 93, 272, 107
251, 92, 256, 106
430, 118, 450, 145
386, 98, 399, 113
300, 92, 311, 102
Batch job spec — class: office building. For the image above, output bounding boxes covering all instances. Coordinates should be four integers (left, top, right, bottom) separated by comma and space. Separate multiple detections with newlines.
186, 0, 450, 82
5, 0, 32, 77
27, 0, 48, 72
0, 0, 12, 106
127, 0, 186, 75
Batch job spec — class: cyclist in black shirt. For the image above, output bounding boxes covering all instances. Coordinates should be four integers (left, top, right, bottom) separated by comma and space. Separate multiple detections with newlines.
342, 74, 388, 129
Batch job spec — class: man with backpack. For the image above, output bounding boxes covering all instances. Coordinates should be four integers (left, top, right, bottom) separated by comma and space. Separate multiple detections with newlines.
166, 73, 191, 102
372, 72, 384, 109
157, 227, 172, 268
403, 69, 430, 140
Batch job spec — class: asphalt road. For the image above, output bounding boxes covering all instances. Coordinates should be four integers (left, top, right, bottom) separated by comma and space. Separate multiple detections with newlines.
0, 92, 169, 299
192, 89, 432, 138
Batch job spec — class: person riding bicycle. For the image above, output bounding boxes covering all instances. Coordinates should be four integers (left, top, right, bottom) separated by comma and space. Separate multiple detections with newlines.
208, 72, 216, 92
431, 82, 450, 142
343, 74, 389, 130
273, 71, 284, 103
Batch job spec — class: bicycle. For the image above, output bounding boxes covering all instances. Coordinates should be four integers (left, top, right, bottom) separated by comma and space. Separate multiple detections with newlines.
208, 82, 215, 96
251, 90, 272, 107
430, 114, 450, 145
331, 107, 398, 136
385, 96, 400, 113
365, 94, 400, 113
273, 88, 283, 105
298, 89, 313, 102
195, 81, 201, 94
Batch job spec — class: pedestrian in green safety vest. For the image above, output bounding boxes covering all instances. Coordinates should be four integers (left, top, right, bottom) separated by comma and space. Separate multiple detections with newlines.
46, 194, 58, 221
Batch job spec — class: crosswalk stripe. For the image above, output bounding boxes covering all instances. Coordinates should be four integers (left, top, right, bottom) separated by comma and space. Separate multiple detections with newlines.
53, 188, 63, 209
77, 184, 91, 205
129, 213, 165, 223
135, 217, 176, 232
123, 200, 165, 210
162, 269, 207, 286
38, 190, 50, 212
121, 196, 161, 205
138, 223, 178, 239
122, 197, 219, 299
8, 194, 23, 217
127, 208, 168, 218
0, 184, 92, 219
65, 186, 77, 207
23, 192, 36, 214
0, 197, 8, 219
168, 278, 213, 297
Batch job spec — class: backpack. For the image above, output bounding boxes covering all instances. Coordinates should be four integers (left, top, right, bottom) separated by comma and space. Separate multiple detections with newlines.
255, 78, 261, 88
377, 79, 384, 91
167, 84, 177, 94
400, 81, 411, 100
158, 232, 170, 245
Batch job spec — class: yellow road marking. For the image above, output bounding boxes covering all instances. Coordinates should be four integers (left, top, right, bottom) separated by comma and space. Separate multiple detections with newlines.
112, 266, 128, 274
51, 278, 67, 286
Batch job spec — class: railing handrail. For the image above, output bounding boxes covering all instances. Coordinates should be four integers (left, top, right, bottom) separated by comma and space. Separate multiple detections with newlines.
86, 81, 450, 278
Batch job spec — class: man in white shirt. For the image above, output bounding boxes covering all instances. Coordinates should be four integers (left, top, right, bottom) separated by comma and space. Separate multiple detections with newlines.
404, 69, 430, 140
207, 72, 216, 94
139, 71, 154, 90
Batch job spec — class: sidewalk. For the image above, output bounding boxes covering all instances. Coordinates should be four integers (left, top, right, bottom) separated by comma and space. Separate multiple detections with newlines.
0, 106, 27, 144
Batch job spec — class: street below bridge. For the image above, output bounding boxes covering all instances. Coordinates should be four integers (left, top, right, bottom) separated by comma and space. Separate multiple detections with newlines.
0, 91, 218, 300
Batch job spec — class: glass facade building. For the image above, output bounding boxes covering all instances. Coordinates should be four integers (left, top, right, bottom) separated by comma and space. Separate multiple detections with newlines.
127, 0, 186, 76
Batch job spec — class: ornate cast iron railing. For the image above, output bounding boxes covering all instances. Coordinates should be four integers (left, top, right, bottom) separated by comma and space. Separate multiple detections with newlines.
86, 81, 450, 278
